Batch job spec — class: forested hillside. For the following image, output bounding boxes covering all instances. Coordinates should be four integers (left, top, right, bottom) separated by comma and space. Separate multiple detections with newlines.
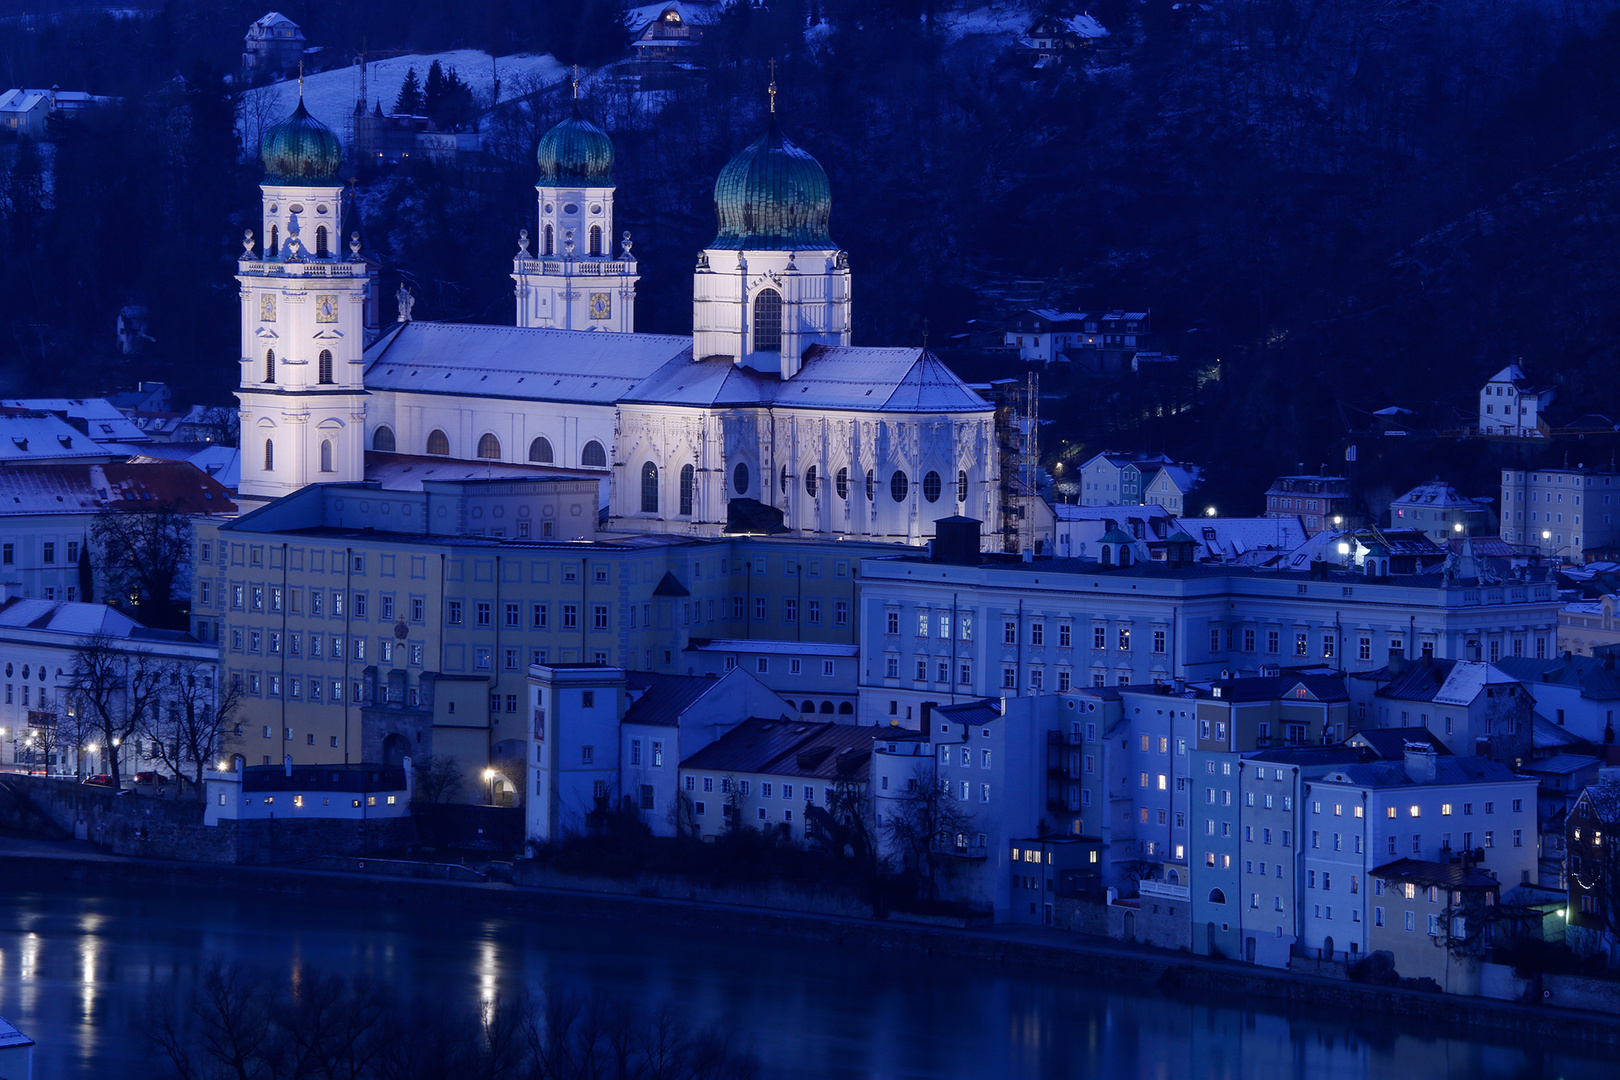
1, 0, 1618, 509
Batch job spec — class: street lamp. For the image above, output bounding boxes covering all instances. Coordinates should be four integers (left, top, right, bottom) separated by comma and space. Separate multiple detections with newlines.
483, 768, 496, 805
1205, 506, 1217, 518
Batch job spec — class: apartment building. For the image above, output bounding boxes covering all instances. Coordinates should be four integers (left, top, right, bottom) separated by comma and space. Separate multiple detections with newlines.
204, 479, 897, 786
857, 519, 1560, 728
1499, 467, 1620, 561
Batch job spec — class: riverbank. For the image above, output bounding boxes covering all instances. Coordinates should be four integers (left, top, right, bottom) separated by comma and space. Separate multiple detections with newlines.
4, 834, 1617, 1048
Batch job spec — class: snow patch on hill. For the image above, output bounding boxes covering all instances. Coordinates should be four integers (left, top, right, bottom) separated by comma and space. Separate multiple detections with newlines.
238, 50, 566, 150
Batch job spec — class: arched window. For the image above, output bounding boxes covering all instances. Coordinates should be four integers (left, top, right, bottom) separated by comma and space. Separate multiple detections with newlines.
315, 225, 329, 258
836, 467, 849, 500
528, 437, 553, 463
865, 469, 875, 501
373, 426, 396, 452
890, 471, 909, 502
269, 224, 279, 256
679, 464, 694, 516
581, 440, 606, 467
752, 288, 782, 353
640, 462, 659, 513
264, 349, 275, 383
544, 224, 554, 256
819, 701, 834, 714
800, 701, 815, 714
1209, 889, 1226, 904
477, 433, 501, 460
923, 471, 942, 503
837, 701, 854, 715
263, 439, 274, 471
805, 465, 818, 498
318, 349, 334, 384
733, 462, 749, 495
958, 469, 969, 503
320, 440, 334, 473
589, 225, 602, 256
426, 429, 449, 456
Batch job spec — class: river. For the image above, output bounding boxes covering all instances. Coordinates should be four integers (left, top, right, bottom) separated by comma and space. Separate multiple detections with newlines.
0, 879, 1610, 1080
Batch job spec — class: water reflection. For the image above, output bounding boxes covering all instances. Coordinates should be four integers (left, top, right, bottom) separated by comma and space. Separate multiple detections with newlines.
0, 882, 1611, 1080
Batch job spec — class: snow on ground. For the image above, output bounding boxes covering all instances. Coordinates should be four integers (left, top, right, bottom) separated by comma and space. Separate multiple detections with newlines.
238, 50, 566, 149
937, 3, 1035, 40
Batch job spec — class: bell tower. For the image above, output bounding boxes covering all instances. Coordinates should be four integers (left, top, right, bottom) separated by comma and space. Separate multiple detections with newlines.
693, 82, 849, 379
235, 98, 369, 508
513, 83, 638, 332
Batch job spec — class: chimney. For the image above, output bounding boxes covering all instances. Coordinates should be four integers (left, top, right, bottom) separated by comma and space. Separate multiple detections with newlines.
1403, 744, 1438, 783
1387, 649, 1405, 677
920, 701, 935, 737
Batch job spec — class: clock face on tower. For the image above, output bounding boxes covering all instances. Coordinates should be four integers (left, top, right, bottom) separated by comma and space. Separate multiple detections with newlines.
316, 294, 338, 323
589, 292, 611, 320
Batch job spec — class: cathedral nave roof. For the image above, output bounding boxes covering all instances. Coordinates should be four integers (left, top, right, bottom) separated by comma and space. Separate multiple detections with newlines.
362, 322, 692, 405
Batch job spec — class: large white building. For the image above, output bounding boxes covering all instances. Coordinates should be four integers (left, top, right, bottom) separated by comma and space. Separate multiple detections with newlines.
235, 94, 1003, 547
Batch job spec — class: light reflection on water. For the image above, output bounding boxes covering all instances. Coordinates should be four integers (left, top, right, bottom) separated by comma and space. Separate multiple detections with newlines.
0, 881, 1610, 1080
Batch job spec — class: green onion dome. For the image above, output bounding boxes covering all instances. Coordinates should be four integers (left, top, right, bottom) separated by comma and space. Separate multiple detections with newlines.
536, 104, 615, 187
260, 100, 343, 185
711, 116, 833, 250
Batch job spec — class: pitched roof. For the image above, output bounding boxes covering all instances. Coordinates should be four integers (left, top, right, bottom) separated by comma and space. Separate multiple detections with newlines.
0, 460, 236, 517
934, 698, 1002, 727
679, 717, 871, 780
622, 672, 724, 727
1370, 858, 1499, 890
1372, 659, 1519, 706
1346, 727, 1454, 759
363, 322, 694, 405
686, 638, 858, 657
1318, 756, 1525, 788
1494, 654, 1620, 701
0, 597, 144, 639
1204, 673, 1346, 703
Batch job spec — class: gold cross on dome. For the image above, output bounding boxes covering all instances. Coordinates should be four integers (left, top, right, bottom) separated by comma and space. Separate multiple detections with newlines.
571, 65, 580, 100
298, 59, 305, 99
768, 59, 777, 113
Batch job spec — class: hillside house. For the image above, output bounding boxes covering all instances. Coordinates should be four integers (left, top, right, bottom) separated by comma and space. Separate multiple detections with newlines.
1479, 364, 1556, 438
243, 13, 306, 79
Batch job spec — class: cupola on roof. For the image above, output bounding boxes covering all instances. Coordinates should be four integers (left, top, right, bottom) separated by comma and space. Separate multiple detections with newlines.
536, 104, 615, 187
260, 99, 343, 185
711, 115, 833, 250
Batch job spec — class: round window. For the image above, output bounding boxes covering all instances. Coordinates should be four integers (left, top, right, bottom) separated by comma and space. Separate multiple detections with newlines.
268, 204, 278, 214
590, 204, 603, 214
545, 203, 554, 214
835, 467, 850, 500
890, 471, 909, 502
21, 665, 28, 679
563, 203, 580, 214
733, 462, 750, 495
4, 663, 10, 677
289, 204, 304, 214
923, 471, 942, 503
316, 204, 329, 215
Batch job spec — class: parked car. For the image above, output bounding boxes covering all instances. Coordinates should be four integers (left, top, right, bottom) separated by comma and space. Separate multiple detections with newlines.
133, 772, 171, 786
82, 774, 117, 788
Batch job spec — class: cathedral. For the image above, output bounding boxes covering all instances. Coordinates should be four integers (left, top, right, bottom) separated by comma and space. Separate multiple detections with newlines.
235, 91, 1002, 546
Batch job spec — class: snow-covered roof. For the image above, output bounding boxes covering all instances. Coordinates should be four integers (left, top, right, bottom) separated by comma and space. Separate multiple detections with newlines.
1024, 308, 1090, 323
621, 345, 989, 414
0, 597, 145, 638
251, 12, 300, 30
363, 322, 693, 406
1433, 661, 1519, 707
1200, 517, 1306, 561
625, 1, 721, 31
0, 1014, 32, 1050
363, 452, 600, 493
1063, 14, 1109, 37
0, 89, 49, 114
1390, 480, 1476, 509
1054, 502, 1173, 522
0, 412, 118, 463
0, 460, 236, 517
1146, 464, 1200, 493
0, 398, 149, 443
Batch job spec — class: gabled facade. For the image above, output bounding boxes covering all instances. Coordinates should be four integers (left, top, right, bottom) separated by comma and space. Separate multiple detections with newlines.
1479, 364, 1555, 438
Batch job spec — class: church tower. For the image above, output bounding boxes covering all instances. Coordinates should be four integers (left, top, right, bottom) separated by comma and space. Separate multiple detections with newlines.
236, 99, 370, 507
512, 95, 638, 331
692, 85, 850, 379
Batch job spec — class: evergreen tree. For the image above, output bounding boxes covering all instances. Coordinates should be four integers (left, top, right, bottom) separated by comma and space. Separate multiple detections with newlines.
423, 60, 477, 131
394, 66, 424, 115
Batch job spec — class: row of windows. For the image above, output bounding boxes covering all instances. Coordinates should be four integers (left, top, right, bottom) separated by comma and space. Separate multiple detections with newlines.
370, 426, 608, 467
769, 465, 971, 505
0, 539, 81, 567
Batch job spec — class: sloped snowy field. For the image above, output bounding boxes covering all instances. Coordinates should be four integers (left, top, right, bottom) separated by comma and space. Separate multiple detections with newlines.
239, 50, 566, 148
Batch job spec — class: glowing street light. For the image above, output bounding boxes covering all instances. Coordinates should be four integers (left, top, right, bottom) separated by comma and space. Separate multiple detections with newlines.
1204, 506, 1217, 517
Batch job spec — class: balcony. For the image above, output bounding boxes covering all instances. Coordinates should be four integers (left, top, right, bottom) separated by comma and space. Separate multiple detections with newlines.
1138, 879, 1190, 903
516, 259, 633, 276
932, 842, 988, 860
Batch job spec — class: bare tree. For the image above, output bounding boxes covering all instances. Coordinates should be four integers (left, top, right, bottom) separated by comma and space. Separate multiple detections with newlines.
70, 634, 164, 787
141, 660, 240, 799
412, 754, 465, 805
807, 757, 873, 862
878, 763, 976, 899
91, 502, 195, 631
